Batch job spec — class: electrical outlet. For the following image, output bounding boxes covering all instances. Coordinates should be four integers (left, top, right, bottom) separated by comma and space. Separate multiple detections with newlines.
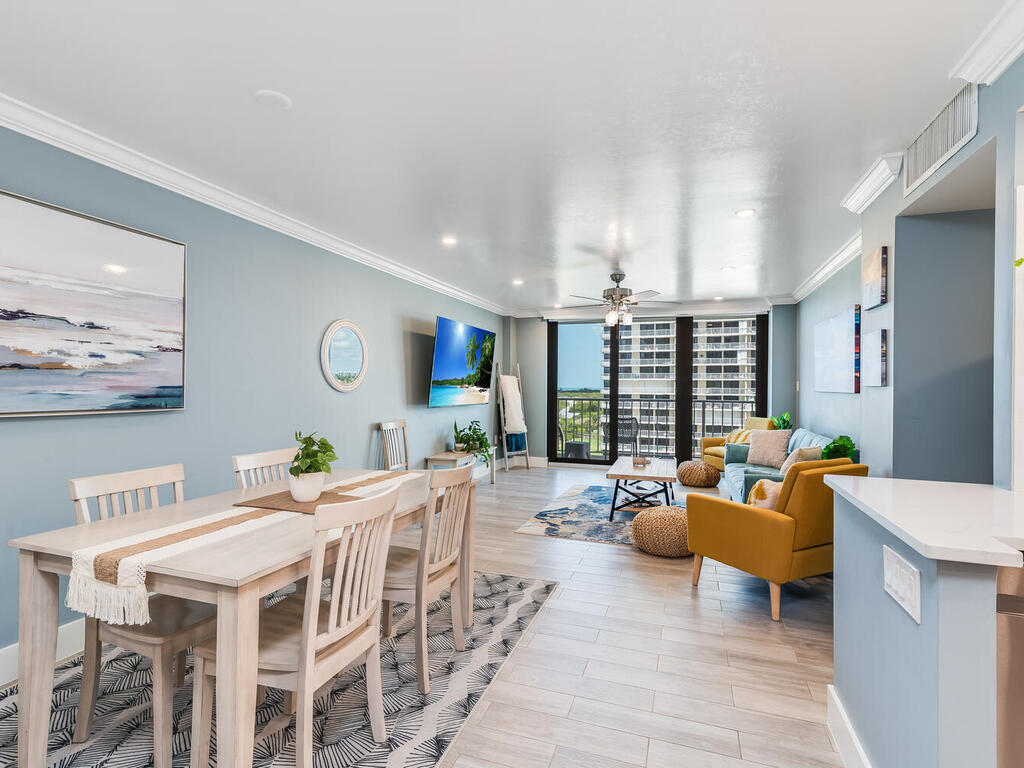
883, 545, 921, 623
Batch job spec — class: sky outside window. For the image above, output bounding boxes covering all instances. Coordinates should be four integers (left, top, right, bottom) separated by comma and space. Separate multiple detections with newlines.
557, 322, 603, 391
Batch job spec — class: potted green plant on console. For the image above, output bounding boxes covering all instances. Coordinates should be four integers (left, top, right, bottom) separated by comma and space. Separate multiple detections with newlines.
454, 419, 491, 467
289, 430, 338, 502
824, 434, 857, 460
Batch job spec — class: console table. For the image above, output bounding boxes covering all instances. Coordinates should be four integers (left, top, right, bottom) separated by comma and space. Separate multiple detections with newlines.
426, 447, 496, 484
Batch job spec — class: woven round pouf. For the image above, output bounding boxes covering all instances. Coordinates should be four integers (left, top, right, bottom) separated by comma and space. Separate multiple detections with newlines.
677, 459, 720, 488
631, 506, 691, 558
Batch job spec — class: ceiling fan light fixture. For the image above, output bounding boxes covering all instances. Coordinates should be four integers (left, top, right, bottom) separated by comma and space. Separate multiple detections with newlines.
605, 307, 619, 326
620, 308, 633, 325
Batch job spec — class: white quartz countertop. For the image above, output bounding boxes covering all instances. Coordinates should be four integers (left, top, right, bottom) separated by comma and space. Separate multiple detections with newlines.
826, 476, 1024, 567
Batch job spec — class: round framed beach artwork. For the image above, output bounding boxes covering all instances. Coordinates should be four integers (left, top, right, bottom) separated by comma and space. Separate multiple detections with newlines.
320, 320, 368, 392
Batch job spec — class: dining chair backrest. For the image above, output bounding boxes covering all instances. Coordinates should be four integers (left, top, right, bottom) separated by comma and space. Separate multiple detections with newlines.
68, 464, 185, 524
419, 462, 475, 577
303, 484, 401, 654
232, 447, 296, 489
379, 419, 410, 471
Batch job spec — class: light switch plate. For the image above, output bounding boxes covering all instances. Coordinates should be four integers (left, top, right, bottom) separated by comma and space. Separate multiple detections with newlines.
883, 545, 921, 623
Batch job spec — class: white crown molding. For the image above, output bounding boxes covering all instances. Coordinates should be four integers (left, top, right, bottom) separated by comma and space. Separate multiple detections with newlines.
792, 232, 862, 302
0, 91, 507, 316
950, 0, 1024, 85
766, 294, 798, 306
841, 154, 903, 214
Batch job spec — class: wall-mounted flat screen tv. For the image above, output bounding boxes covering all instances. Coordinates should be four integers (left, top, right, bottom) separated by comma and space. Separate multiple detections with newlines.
428, 316, 495, 407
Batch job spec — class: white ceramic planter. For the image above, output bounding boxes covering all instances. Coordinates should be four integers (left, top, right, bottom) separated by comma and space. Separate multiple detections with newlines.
455, 442, 466, 452
289, 471, 325, 503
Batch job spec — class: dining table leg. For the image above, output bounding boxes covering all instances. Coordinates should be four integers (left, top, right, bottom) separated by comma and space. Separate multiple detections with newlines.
215, 581, 260, 768
460, 484, 477, 628
18, 550, 59, 768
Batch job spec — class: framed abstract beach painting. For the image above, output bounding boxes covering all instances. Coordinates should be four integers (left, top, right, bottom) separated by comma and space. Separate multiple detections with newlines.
0, 189, 185, 417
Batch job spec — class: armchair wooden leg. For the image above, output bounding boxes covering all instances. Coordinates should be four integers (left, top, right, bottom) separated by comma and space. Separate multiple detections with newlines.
769, 581, 781, 621
691, 554, 703, 586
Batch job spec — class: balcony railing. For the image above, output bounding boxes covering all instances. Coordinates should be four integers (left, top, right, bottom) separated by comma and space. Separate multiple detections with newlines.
554, 396, 757, 462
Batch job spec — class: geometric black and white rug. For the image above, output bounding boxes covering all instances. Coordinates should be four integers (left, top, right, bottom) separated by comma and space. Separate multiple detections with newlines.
0, 572, 555, 767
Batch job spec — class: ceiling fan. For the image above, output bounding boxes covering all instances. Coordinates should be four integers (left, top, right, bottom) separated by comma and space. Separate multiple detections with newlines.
568, 270, 662, 327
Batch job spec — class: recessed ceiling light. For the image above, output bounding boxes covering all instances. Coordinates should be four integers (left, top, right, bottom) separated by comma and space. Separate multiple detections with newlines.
735, 208, 756, 218
253, 89, 293, 110
720, 265, 736, 272
103, 263, 127, 274
554, 303, 563, 309
714, 296, 725, 301
512, 278, 524, 286
441, 235, 458, 247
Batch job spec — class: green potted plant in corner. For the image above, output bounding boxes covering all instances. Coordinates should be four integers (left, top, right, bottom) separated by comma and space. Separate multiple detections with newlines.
771, 411, 792, 430
288, 430, 338, 502
823, 434, 857, 460
453, 419, 491, 467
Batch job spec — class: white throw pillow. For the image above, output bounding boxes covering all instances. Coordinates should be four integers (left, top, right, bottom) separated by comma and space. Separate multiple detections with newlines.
780, 445, 823, 475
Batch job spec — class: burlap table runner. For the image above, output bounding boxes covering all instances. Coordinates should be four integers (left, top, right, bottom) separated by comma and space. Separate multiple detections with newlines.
67, 469, 410, 625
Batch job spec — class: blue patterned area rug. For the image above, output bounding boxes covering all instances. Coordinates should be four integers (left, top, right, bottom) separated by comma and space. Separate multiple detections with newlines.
516, 483, 679, 546
0, 572, 555, 768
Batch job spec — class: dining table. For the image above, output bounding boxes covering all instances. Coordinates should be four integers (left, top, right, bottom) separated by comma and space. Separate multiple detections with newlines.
10, 468, 477, 768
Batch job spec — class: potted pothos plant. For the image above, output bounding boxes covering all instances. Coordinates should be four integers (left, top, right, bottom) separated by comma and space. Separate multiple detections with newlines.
823, 435, 857, 460
771, 411, 792, 430
288, 431, 338, 502
453, 419, 491, 467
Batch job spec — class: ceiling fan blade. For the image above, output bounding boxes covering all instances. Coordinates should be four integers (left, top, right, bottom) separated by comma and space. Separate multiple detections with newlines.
570, 294, 606, 303
558, 302, 606, 310
625, 289, 660, 303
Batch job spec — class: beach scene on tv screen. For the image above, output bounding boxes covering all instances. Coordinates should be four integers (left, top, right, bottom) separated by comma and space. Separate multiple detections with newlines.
429, 317, 494, 407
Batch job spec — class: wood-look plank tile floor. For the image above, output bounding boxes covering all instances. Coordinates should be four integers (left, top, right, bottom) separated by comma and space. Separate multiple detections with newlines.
425, 466, 841, 768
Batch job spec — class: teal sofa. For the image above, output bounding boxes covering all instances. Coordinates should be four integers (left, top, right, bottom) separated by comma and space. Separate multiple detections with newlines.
723, 427, 833, 502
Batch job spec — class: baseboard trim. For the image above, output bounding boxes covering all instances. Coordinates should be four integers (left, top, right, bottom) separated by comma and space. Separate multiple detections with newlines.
827, 684, 874, 768
0, 617, 85, 687
499, 455, 548, 469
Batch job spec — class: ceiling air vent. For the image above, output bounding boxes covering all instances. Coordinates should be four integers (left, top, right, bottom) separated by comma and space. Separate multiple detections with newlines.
904, 83, 978, 197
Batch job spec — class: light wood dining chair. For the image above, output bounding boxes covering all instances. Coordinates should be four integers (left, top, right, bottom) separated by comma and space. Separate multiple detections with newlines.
232, 446, 297, 488
69, 464, 216, 768
379, 419, 410, 471
190, 484, 401, 768
381, 462, 474, 694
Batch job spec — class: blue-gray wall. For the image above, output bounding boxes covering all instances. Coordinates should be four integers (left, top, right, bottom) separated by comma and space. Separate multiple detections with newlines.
0, 126, 504, 647
768, 305, 798, 422
857, 55, 1024, 487
893, 210, 994, 484
796, 259, 863, 452
511, 317, 547, 454
834, 495, 997, 768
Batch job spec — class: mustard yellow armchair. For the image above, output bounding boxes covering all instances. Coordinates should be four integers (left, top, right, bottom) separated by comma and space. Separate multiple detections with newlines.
687, 458, 868, 620
700, 416, 775, 470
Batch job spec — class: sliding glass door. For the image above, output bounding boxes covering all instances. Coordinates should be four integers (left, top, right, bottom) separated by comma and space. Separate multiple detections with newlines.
548, 314, 767, 464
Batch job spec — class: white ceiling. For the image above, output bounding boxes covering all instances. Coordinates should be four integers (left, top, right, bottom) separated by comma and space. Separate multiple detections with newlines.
0, 0, 1006, 314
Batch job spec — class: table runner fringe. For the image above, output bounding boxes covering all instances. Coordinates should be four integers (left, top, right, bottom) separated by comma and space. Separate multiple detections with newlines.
68, 554, 151, 625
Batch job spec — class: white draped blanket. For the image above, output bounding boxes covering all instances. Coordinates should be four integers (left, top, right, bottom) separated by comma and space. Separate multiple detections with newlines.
500, 374, 527, 433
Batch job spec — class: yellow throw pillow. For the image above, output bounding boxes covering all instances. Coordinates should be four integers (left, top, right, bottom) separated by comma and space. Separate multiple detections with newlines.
726, 428, 752, 444
748, 478, 783, 509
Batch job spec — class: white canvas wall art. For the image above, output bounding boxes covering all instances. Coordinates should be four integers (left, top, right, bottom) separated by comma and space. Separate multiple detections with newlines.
863, 246, 888, 310
0, 190, 185, 416
814, 305, 860, 393
862, 329, 888, 387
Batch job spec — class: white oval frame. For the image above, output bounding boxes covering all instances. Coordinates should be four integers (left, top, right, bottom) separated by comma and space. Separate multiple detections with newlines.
320, 319, 368, 392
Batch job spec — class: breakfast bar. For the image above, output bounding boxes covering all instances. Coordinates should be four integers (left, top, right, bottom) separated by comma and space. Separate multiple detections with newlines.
826, 476, 1024, 768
